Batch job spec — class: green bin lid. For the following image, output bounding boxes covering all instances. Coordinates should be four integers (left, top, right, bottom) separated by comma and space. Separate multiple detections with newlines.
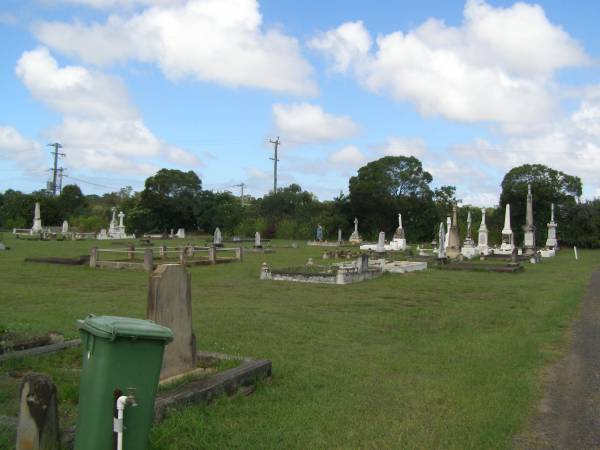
77, 315, 173, 342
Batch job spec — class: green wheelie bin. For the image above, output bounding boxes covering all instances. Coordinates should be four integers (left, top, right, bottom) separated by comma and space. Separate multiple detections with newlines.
74, 315, 173, 450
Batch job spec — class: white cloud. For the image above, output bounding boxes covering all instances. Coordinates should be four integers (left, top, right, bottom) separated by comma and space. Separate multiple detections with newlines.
0, 126, 46, 171
374, 136, 427, 157
328, 145, 366, 166
451, 88, 600, 199
34, 0, 316, 95
15, 47, 199, 175
272, 103, 360, 146
309, 0, 588, 127
45, 0, 184, 8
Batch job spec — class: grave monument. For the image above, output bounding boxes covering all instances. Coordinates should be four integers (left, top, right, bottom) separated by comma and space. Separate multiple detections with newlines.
477, 208, 489, 255
438, 222, 446, 259
254, 231, 262, 248
545, 203, 558, 249
147, 264, 197, 380
391, 213, 406, 250
461, 209, 477, 258
376, 231, 386, 253
316, 224, 324, 242
62, 220, 69, 234
446, 204, 461, 259
445, 216, 451, 249
31, 202, 42, 234
500, 204, 514, 252
349, 217, 362, 244
213, 227, 222, 247
522, 184, 536, 255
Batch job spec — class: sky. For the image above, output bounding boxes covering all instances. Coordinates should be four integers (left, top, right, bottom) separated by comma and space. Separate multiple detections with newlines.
0, 0, 598, 206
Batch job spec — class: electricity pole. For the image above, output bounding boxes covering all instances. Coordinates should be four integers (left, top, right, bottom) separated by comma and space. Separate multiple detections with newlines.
234, 182, 246, 206
57, 167, 66, 194
269, 137, 280, 193
47, 142, 65, 195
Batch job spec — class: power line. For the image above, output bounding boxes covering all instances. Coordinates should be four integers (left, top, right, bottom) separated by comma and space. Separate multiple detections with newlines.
269, 137, 280, 193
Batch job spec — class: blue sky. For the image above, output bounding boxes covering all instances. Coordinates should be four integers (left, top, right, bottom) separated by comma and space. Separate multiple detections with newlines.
0, 0, 598, 205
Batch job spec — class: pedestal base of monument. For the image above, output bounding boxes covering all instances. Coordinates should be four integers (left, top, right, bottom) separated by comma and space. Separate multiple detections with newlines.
493, 247, 522, 256
540, 249, 556, 258
460, 246, 478, 259
307, 240, 339, 247
372, 260, 427, 273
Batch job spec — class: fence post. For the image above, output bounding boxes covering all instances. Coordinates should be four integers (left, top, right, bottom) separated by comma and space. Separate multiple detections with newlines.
143, 248, 154, 272
89, 247, 97, 268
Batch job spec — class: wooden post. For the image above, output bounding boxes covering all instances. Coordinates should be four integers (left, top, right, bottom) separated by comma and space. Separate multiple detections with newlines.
208, 246, 216, 265
143, 248, 154, 272
128, 244, 135, 261
236, 246, 243, 262
89, 247, 97, 268
179, 249, 186, 265
16, 373, 60, 450
160, 245, 166, 259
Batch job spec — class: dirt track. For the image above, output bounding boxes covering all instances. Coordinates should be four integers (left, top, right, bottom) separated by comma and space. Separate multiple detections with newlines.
516, 268, 600, 449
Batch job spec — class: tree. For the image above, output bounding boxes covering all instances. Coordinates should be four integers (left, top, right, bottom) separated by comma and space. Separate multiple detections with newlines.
140, 169, 202, 232
59, 184, 86, 219
349, 156, 437, 241
499, 164, 582, 245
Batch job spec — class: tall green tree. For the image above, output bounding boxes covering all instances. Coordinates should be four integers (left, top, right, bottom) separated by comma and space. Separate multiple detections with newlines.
140, 169, 202, 232
349, 156, 438, 241
499, 164, 582, 245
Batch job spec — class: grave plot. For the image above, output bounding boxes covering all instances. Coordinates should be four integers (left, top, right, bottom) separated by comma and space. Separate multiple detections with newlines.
0, 263, 270, 449
89, 244, 243, 272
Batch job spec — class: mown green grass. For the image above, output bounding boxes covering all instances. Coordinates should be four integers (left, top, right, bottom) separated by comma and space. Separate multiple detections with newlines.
0, 236, 597, 449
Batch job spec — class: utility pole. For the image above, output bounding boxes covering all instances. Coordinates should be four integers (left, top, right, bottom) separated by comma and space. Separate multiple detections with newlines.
47, 142, 65, 196
57, 167, 66, 194
234, 182, 246, 206
269, 137, 280, 194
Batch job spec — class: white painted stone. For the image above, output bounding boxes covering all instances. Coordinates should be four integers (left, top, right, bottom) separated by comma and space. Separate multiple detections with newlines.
31, 202, 42, 234
545, 203, 558, 249
500, 203, 514, 252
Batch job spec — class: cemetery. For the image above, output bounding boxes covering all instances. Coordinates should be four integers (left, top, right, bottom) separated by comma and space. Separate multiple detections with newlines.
1, 182, 589, 449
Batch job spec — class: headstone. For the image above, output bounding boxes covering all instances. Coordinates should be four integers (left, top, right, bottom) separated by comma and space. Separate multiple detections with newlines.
170, 228, 174, 238
445, 216, 451, 249
118, 210, 125, 229
477, 208, 489, 255
31, 202, 42, 234
461, 209, 477, 258
16, 373, 60, 450
61, 220, 69, 234
392, 213, 407, 250
356, 254, 369, 273
438, 222, 446, 258
446, 204, 461, 259
500, 203, 514, 251
108, 207, 117, 235
213, 228, 222, 246
545, 203, 558, 249
522, 184, 536, 255
254, 231, 262, 248
376, 231, 385, 253
349, 217, 362, 243
316, 225, 324, 242
337, 228, 342, 243
176, 228, 185, 239
574, 246, 578, 260
147, 264, 197, 379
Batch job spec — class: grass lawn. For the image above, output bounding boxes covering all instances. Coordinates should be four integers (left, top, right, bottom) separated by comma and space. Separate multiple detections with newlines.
0, 235, 597, 449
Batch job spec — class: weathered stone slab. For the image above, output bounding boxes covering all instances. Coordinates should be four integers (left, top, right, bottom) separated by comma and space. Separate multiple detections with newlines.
16, 373, 60, 450
147, 264, 197, 379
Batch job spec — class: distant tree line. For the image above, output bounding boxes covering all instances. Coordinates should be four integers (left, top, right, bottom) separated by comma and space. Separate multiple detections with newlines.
1, 158, 599, 247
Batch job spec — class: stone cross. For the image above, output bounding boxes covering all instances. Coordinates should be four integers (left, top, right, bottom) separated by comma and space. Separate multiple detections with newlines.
16, 373, 60, 450
147, 264, 197, 379
354, 217, 358, 233
398, 213, 403, 229
118, 211, 125, 228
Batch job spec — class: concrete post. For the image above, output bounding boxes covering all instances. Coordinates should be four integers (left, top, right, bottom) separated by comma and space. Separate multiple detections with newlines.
143, 248, 154, 272
89, 247, 97, 268
235, 246, 243, 262
160, 245, 166, 259
16, 373, 60, 450
179, 249, 186, 265
127, 244, 135, 260
208, 246, 216, 265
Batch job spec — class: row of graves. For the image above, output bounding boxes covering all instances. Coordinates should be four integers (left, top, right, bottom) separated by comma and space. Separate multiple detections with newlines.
5, 263, 271, 449
262, 184, 561, 284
